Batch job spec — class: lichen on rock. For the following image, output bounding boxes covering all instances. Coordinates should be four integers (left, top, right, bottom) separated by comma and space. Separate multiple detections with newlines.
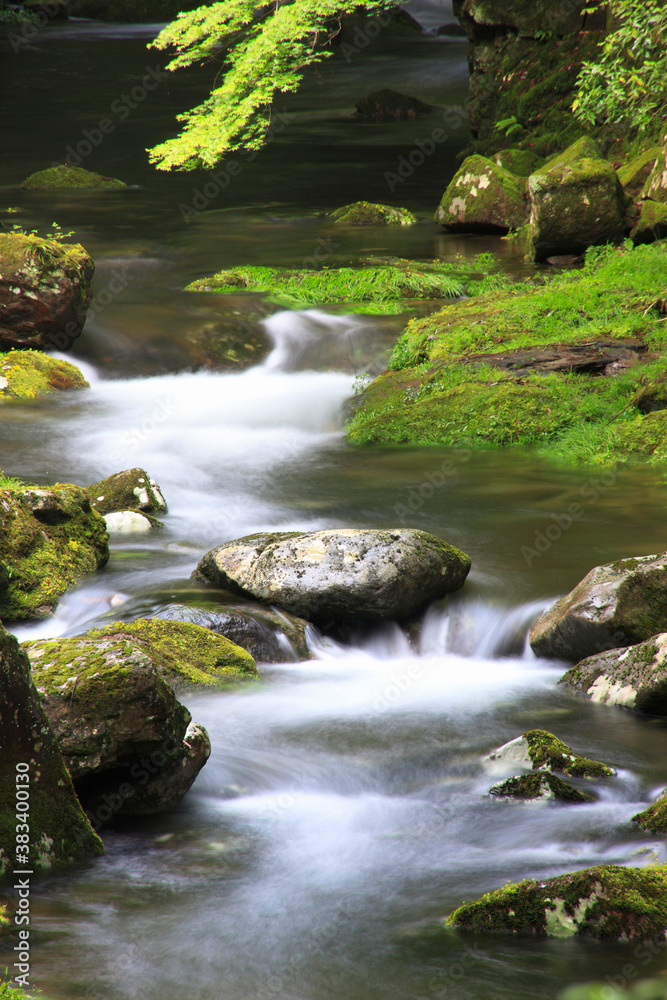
561, 633, 667, 715
435, 154, 529, 232
0, 349, 89, 399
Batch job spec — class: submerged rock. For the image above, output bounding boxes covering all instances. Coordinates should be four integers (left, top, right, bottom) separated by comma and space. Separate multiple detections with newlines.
355, 89, 433, 120
330, 202, 416, 226
561, 634, 667, 715
489, 772, 595, 804
0, 483, 109, 622
484, 729, 614, 778
22, 165, 126, 190
529, 552, 667, 662
528, 137, 627, 262
0, 625, 103, 877
445, 864, 667, 940
193, 528, 471, 624
0, 350, 89, 399
434, 154, 528, 232
85, 468, 167, 516
0, 232, 94, 350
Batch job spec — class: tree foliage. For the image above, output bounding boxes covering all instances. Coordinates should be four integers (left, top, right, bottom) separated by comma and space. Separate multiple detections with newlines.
148, 0, 399, 170
573, 0, 667, 136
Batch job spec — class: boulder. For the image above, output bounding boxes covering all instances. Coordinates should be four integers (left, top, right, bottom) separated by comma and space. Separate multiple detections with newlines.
617, 147, 661, 200
560, 634, 667, 714
489, 773, 595, 804
85, 468, 167, 516
633, 790, 667, 834
0, 350, 89, 399
445, 865, 667, 940
529, 552, 667, 662
434, 155, 528, 233
0, 625, 103, 878
21, 165, 126, 190
492, 148, 541, 177
193, 528, 471, 624
355, 89, 433, 120
527, 137, 627, 262
0, 232, 94, 351
23, 628, 219, 822
643, 145, 667, 204
330, 202, 416, 226
104, 511, 163, 534
484, 729, 613, 778
0, 483, 109, 622
631, 201, 667, 246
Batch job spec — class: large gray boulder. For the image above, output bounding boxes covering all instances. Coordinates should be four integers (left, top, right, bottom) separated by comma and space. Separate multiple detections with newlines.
193, 528, 471, 624
561, 633, 667, 714
435, 155, 528, 232
527, 137, 627, 262
529, 552, 667, 662
0, 625, 103, 877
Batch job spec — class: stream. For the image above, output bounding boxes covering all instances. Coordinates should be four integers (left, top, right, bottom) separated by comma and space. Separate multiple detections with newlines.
2, 6, 667, 998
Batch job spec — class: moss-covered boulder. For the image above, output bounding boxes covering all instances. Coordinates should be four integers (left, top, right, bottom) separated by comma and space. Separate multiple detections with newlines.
445, 865, 667, 940
492, 148, 541, 177
330, 202, 416, 226
23, 630, 214, 821
617, 147, 661, 200
355, 89, 433, 120
530, 552, 667, 662
84, 468, 167, 516
633, 791, 667, 834
21, 165, 126, 190
0, 483, 109, 622
528, 138, 627, 262
489, 772, 595, 803
0, 232, 94, 350
631, 201, 667, 246
193, 528, 471, 625
0, 350, 89, 399
434, 155, 528, 232
643, 145, 667, 204
561, 634, 667, 714
0, 625, 103, 878
485, 729, 613, 778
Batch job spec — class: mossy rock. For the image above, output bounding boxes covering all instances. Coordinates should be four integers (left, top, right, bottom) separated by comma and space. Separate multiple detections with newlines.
0, 483, 109, 622
21, 165, 126, 190
633, 791, 667, 834
0, 349, 89, 399
445, 864, 667, 940
489, 772, 595, 803
485, 729, 614, 778
528, 137, 627, 262
85, 468, 167, 516
631, 201, 667, 246
0, 624, 103, 877
78, 618, 258, 690
330, 202, 417, 226
355, 89, 433, 120
617, 147, 662, 200
185, 315, 273, 371
435, 154, 528, 233
0, 232, 94, 350
643, 145, 667, 204
561, 633, 667, 715
492, 148, 542, 177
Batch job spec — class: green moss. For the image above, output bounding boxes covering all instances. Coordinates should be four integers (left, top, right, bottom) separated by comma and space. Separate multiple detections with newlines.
618, 147, 662, 198
82, 618, 258, 690
560, 979, 667, 1000
489, 772, 595, 803
0, 231, 90, 275
633, 792, 667, 834
493, 148, 542, 176
330, 202, 417, 226
631, 202, 667, 246
524, 729, 614, 778
0, 350, 89, 399
446, 864, 667, 939
435, 155, 528, 231
21, 165, 126, 190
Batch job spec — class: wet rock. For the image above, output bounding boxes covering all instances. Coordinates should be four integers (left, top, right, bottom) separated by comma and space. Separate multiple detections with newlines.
85, 468, 167, 516
104, 510, 163, 533
0, 624, 103, 877
434, 155, 528, 233
630, 201, 667, 246
643, 144, 667, 204
22, 165, 126, 190
489, 772, 595, 803
484, 729, 614, 778
561, 633, 667, 714
185, 315, 273, 371
617, 147, 661, 200
0, 350, 89, 399
529, 552, 667, 662
0, 483, 109, 622
445, 865, 667, 940
633, 789, 667, 834
355, 89, 433, 120
0, 232, 94, 350
528, 137, 627, 262
193, 528, 471, 624
330, 202, 416, 226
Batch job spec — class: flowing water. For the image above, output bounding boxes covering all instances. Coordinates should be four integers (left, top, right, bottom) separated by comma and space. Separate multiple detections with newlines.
2, 8, 667, 999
